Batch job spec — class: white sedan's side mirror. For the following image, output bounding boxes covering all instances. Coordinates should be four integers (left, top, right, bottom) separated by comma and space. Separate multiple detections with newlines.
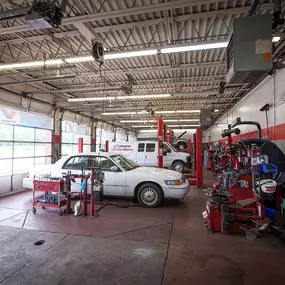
110, 166, 119, 172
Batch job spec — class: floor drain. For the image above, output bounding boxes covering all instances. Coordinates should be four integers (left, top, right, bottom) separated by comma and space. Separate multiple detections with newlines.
34, 240, 45, 246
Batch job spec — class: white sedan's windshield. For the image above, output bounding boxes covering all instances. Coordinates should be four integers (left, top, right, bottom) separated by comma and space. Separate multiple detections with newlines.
110, 155, 138, 171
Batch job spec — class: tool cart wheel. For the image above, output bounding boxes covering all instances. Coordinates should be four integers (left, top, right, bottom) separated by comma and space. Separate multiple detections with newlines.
32, 207, 36, 214
42, 206, 45, 210
59, 210, 64, 216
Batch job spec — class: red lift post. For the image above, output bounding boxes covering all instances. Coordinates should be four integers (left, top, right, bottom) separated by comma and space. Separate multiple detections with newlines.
168, 128, 173, 144
187, 139, 192, 154
157, 117, 164, 168
105, 140, 109, 152
78, 138, 83, 153
163, 123, 167, 142
196, 127, 203, 188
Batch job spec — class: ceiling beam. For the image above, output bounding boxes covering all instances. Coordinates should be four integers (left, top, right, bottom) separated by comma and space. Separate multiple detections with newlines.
77, 61, 226, 78
0, 2, 273, 36
0, 74, 76, 86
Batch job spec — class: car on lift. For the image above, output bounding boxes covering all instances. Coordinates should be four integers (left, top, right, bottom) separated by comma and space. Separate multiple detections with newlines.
172, 131, 188, 150
23, 153, 190, 208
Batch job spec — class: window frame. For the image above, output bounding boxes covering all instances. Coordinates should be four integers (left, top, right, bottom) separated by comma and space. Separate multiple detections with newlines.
146, 143, 156, 153
88, 156, 121, 172
138, 143, 145, 152
62, 155, 90, 170
0, 125, 52, 177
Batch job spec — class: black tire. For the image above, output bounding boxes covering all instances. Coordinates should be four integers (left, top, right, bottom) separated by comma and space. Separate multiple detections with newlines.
177, 142, 186, 150
173, 161, 185, 173
137, 183, 163, 208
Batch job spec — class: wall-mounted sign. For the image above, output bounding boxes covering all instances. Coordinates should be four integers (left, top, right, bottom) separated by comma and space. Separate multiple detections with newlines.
0, 106, 53, 129
111, 144, 133, 151
0, 108, 21, 125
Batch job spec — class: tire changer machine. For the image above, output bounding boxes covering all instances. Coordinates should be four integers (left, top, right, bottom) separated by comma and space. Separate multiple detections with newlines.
203, 118, 285, 237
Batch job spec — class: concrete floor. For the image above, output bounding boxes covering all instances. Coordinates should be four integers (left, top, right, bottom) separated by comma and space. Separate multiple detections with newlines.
0, 171, 285, 285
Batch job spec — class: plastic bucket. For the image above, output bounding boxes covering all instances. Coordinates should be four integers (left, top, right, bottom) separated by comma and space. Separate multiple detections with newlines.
265, 208, 276, 222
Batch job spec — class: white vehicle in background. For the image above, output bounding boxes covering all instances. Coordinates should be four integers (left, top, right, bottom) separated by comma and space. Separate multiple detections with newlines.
109, 141, 191, 172
23, 153, 190, 208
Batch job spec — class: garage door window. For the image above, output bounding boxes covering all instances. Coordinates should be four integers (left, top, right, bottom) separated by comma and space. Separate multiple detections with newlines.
61, 121, 91, 155
0, 125, 52, 177
146, 143, 156, 152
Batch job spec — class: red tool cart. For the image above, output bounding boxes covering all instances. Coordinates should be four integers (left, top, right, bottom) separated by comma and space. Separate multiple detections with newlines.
32, 178, 67, 215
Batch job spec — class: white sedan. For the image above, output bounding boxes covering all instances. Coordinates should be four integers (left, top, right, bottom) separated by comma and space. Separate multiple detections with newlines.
23, 153, 190, 208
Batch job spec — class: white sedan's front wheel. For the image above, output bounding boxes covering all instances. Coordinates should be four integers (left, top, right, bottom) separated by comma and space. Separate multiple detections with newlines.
137, 183, 163, 208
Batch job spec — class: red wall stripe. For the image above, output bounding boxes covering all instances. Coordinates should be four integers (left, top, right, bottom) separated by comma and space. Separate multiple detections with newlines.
216, 123, 285, 144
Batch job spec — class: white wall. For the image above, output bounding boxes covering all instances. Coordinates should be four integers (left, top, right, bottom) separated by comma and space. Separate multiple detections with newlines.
137, 129, 196, 140
208, 69, 285, 151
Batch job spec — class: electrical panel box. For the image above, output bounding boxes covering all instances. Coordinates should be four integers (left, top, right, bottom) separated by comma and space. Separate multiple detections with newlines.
226, 15, 273, 84
200, 109, 212, 127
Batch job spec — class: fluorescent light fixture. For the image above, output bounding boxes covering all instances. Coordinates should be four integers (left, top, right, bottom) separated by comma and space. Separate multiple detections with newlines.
163, 119, 179, 122
124, 94, 171, 99
104, 49, 158, 60
273, 36, 281, 43
69, 96, 116, 102
156, 110, 176, 114
0, 58, 65, 70
45, 59, 64, 65
132, 125, 156, 128
102, 111, 146, 116
65, 56, 94, 63
120, 120, 156, 123
139, 130, 157, 133
0, 61, 45, 70
168, 124, 200, 127
214, 109, 219, 112
161, 41, 228, 54
155, 110, 200, 114
68, 93, 171, 102
172, 129, 197, 132
177, 110, 201, 113
179, 119, 200, 122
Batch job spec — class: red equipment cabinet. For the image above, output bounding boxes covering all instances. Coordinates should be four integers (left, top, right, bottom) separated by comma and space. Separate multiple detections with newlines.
32, 179, 66, 214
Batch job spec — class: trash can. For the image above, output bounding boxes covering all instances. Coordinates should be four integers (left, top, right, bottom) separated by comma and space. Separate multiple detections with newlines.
94, 185, 103, 202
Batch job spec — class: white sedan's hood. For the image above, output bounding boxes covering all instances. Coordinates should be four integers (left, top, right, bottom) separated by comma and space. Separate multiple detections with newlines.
130, 166, 182, 180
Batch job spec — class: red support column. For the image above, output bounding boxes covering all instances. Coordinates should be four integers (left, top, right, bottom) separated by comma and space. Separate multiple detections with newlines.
187, 139, 192, 154
163, 123, 167, 142
193, 134, 196, 172
158, 117, 164, 168
78, 138, 83, 153
168, 128, 173, 144
196, 128, 203, 188
105, 140, 109, 152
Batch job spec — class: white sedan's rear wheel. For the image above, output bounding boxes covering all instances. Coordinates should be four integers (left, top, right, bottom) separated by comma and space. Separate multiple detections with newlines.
137, 183, 163, 208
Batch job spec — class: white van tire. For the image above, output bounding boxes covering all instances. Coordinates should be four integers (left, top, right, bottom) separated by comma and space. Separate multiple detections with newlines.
137, 183, 163, 208
173, 161, 185, 172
